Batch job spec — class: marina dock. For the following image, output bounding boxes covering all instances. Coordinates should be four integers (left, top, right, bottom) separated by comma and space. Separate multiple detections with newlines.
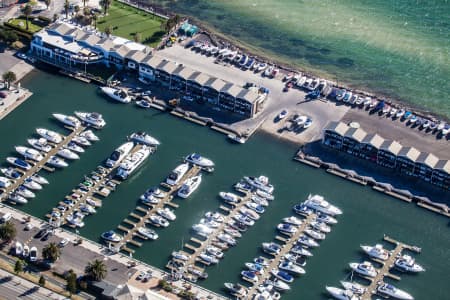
114, 165, 201, 254
358, 235, 422, 300
0, 125, 86, 203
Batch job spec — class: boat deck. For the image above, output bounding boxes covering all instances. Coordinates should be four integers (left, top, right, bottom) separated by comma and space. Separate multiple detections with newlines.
0, 125, 86, 203
114, 165, 201, 254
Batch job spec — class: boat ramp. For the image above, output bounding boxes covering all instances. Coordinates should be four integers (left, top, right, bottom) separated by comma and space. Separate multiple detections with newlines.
112, 165, 202, 255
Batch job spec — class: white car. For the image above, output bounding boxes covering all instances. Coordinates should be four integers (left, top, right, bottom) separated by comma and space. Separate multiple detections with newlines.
17, 53, 27, 60
58, 238, 70, 247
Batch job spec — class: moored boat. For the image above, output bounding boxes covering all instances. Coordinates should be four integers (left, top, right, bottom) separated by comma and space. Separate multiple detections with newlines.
47, 156, 68, 168
79, 130, 99, 142
166, 163, 189, 186
101, 230, 122, 242
36, 128, 62, 144
360, 244, 389, 260
303, 194, 342, 216
1, 167, 22, 180
74, 111, 106, 129
270, 269, 294, 283
15, 146, 44, 162
116, 146, 151, 180
105, 142, 134, 168
178, 175, 202, 198
395, 255, 425, 273
137, 227, 158, 240
129, 131, 160, 146
377, 283, 413, 300
101, 86, 131, 103
57, 148, 80, 160
52, 113, 81, 128
185, 153, 214, 169
27, 138, 52, 153
72, 136, 91, 147
9, 192, 28, 204
349, 261, 377, 277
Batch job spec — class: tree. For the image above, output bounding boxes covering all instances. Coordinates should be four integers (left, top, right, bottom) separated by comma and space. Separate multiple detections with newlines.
100, 0, 111, 15
0, 220, 16, 241
64, 0, 70, 19
104, 25, 112, 37
14, 259, 24, 274
44, 0, 51, 9
92, 14, 98, 29
84, 259, 107, 281
74, 5, 80, 15
22, 5, 33, 31
83, 0, 89, 8
42, 242, 60, 262
66, 270, 77, 295
133, 33, 141, 43
39, 275, 46, 287
83, 7, 90, 16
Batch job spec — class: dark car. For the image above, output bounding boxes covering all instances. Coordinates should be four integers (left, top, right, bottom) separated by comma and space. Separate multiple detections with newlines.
34, 228, 47, 239
41, 230, 53, 241
0, 91, 7, 98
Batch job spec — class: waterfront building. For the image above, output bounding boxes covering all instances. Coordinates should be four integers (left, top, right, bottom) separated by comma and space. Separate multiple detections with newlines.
322, 121, 449, 190
30, 22, 266, 118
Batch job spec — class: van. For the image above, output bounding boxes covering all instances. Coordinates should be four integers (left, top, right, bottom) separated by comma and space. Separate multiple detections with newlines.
0, 213, 12, 223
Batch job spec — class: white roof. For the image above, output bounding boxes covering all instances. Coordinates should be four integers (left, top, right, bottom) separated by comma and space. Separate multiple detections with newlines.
36, 31, 82, 54
112, 37, 146, 51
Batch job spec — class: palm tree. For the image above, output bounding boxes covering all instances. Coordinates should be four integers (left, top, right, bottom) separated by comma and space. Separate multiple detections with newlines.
14, 259, 24, 274
104, 25, 112, 37
22, 5, 33, 31
0, 220, 16, 242
44, 0, 51, 9
64, 0, 70, 19
74, 5, 80, 15
133, 33, 141, 43
85, 259, 107, 281
42, 242, 60, 262
92, 13, 98, 29
100, 0, 111, 15
66, 269, 77, 295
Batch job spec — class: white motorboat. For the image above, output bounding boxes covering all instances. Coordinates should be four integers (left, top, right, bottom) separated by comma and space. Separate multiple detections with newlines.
166, 163, 189, 186
1, 167, 22, 180
219, 192, 240, 204
326, 286, 360, 300
256, 189, 275, 200
101, 86, 131, 103
30, 174, 48, 185
233, 213, 255, 226
72, 136, 91, 147
185, 153, 214, 169
305, 229, 326, 240
303, 194, 342, 215
157, 207, 176, 221
101, 230, 123, 242
105, 142, 134, 168
0, 176, 12, 188
251, 195, 269, 207
377, 283, 413, 300
283, 253, 307, 267
52, 113, 81, 128
271, 269, 294, 283
27, 138, 52, 152
74, 111, 106, 129
254, 256, 269, 267
80, 204, 96, 214
316, 213, 338, 224
79, 130, 99, 142
269, 279, 291, 291
16, 186, 36, 198
141, 187, 166, 201
28, 246, 38, 262
148, 215, 169, 227
279, 261, 305, 275
36, 128, 62, 144
245, 262, 265, 274
116, 146, 151, 180
66, 214, 84, 228
15, 241, 23, 256
57, 148, 79, 160
246, 202, 265, 214
22, 244, 30, 258
9, 193, 28, 204
129, 131, 160, 146
277, 223, 297, 235
137, 227, 158, 240
6, 157, 32, 170
223, 226, 242, 238
395, 255, 425, 273
192, 224, 213, 237
360, 244, 389, 260
239, 207, 260, 220
140, 194, 159, 205
200, 252, 219, 264
349, 261, 377, 277
177, 175, 202, 198
290, 245, 313, 257
244, 176, 274, 194
340, 281, 366, 295
23, 178, 42, 190
47, 156, 68, 168
310, 221, 331, 233
297, 235, 319, 247
172, 251, 190, 261
200, 218, 219, 228
136, 99, 151, 108
241, 270, 258, 282
205, 211, 224, 223
15, 146, 43, 162
262, 242, 281, 256
218, 233, 236, 246
224, 282, 248, 297
66, 142, 85, 153
206, 246, 224, 258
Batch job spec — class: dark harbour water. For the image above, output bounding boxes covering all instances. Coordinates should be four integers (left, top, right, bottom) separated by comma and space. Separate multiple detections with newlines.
0, 71, 449, 299
151, 0, 450, 118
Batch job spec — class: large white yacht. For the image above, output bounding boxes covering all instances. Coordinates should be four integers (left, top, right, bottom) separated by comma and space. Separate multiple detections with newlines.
15, 146, 44, 162
74, 111, 106, 129
27, 138, 52, 152
116, 146, 151, 180
46, 156, 68, 168
129, 132, 160, 146
395, 255, 425, 273
243, 175, 274, 194
157, 207, 176, 221
326, 286, 360, 300
349, 261, 377, 277
377, 283, 414, 300
278, 260, 305, 275
101, 230, 123, 242
219, 192, 240, 204
166, 163, 189, 186
0, 176, 12, 188
101, 86, 131, 103
137, 227, 158, 240
340, 281, 366, 295
52, 113, 81, 128
185, 153, 214, 169
177, 175, 202, 198
360, 244, 389, 261
36, 128, 63, 144
303, 194, 342, 216
6, 157, 32, 170
105, 142, 134, 168
57, 148, 80, 160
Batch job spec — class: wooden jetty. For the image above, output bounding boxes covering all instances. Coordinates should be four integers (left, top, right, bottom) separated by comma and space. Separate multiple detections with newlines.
359, 235, 421, 300
0, 125, 85, 203
115, 165, 201, 254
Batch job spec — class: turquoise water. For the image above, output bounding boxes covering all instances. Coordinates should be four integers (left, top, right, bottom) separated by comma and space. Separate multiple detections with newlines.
152, 0, 450, 118
0, 71, 449, 299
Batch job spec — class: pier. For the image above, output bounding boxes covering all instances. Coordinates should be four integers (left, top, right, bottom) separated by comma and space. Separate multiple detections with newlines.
0, 125, 86, 203
114, 165, 201, 254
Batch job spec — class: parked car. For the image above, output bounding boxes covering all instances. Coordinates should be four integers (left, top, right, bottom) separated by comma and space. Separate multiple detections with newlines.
58, 238, 70, 247
16, 52, 27, 60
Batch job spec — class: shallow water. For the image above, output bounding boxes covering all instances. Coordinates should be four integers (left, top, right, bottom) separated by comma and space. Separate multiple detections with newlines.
152, 0, 450, 118
0, 71, 449, 299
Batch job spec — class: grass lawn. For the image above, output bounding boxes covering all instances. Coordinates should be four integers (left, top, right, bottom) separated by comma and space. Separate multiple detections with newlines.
97, 1, 166, 47
7, 17, 43, 34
